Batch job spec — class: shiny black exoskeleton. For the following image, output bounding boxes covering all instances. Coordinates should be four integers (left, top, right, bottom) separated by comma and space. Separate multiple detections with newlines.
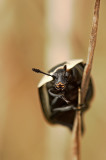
32, 60, 93, 132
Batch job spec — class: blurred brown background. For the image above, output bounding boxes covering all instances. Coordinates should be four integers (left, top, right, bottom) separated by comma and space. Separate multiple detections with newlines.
0, 0, 106, 160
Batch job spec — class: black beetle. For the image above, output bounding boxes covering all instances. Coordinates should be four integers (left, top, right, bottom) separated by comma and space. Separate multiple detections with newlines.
32, 59, 93, 132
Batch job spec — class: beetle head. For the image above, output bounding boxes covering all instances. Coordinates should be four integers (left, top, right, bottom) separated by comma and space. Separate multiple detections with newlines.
53, 65, 68, 91
32, 65, 70, 91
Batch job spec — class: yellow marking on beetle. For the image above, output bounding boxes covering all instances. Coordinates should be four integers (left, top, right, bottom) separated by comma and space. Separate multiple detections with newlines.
58, 82, 63, 85
56, 82, 64, 88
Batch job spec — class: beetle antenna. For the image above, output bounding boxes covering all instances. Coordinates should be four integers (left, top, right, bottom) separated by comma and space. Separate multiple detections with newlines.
32, 68, 55, 78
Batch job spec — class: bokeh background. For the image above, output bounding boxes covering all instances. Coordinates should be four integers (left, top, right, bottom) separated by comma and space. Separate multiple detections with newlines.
0, 0, 106, 160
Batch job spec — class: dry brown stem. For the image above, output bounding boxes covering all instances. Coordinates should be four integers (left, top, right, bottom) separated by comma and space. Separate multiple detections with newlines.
71, 89, 81, 160
71, 0, 101, 160
81, 0, 100, 103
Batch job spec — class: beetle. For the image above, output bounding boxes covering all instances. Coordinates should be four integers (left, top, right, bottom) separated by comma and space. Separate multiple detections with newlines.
32, 59, 93, 132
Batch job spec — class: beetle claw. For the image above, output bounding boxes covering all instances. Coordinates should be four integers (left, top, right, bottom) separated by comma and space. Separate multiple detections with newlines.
73, 104, 88, 111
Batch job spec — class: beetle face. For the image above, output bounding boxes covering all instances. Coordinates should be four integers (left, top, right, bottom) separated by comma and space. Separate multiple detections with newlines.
54, 74, 67, 91
53, 66, 68, 91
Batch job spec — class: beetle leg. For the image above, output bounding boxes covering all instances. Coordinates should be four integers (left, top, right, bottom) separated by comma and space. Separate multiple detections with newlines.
80, 104, 88, 111
48, 89, 70, 104
52, 104, 88, 112
51, 97, 59, 106
51, 96, 70, 107
48, 89, 59, 97
61, 96, 70, 104
53, 105, 75, 112
73, 104, 88, 111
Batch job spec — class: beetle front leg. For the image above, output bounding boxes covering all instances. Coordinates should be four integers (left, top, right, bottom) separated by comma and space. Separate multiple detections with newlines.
51, 97, 59, 106
61, 96, 70, 104
48, 89, 64, 102
48, 89, 70, 104
48, 89, 60, 97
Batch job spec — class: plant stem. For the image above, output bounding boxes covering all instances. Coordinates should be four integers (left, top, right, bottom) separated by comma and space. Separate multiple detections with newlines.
71, 0, 101, 159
